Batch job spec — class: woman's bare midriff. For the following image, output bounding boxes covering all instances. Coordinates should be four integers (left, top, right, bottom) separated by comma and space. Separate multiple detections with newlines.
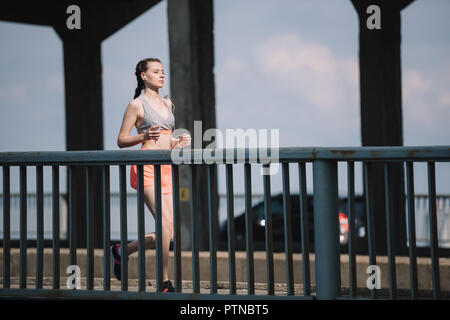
140, 130, 172, 150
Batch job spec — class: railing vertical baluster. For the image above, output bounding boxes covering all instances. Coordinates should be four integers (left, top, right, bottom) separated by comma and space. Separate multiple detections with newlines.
225, 164, 236, 295
2, 166, 11, 289
189, 164, 200, 294
119, 165, 128, 291
347, 161, 357, 298
384, 162, 397, 299
172, 164, 182, 293
282, 162, 294, 295
427, 161, 440, 300
86, 166, 94, 290
313, 160, 340, 299
363, 162, 376, 299
154, 164, 163, 292
68, 166, 76, 268
405, 161, 418, 299
102, 165, 111, 291
19, 165, 27, 289
298, 162, 311, 297
262, 163, 274, 295
137, 164, 147, 292
207, 164, 218, 294
36, 165, 44, 289
244, 163, 254, 295
52, 165, 60, 290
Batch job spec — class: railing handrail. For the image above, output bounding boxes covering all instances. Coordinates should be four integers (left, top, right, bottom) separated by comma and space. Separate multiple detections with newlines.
0, 145, 449, 165
2, 192, 450, 197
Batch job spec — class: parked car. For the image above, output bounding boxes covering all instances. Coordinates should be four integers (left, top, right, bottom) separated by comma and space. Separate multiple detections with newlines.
218, 193, 366, 252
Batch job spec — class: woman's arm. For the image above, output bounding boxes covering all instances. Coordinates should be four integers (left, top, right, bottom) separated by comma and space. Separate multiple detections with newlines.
117, 100, 145, 149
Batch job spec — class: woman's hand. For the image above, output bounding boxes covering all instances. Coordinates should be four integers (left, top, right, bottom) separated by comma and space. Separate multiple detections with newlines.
142, 124, 161, 142
174, 133, 191, 148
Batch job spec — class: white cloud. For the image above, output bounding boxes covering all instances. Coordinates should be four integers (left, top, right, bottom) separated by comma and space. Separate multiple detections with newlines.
0, 83, 28, 101
402, 63, 450, 133
216, 56, 252, 93
224, 57, 246, 73
440, 93, 450, 107
403, 69, 430, 99
251, 32, 360, 135
44, 74, 64, 92
253, 33, 359, 113
214, 32, 363, 148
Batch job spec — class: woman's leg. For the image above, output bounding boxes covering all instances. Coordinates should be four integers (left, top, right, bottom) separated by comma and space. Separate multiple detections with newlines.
161, 193, 174, 282
126, 186, 173, 282
158, 193, 174, 282
127, 233, 156, 255
126, 185, 157, 255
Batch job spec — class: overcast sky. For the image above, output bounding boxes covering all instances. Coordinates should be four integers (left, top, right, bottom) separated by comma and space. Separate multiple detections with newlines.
0, 0, 449, 196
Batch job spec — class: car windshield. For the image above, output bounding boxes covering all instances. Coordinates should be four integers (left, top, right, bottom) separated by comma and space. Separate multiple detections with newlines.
252, 197, 284, 220
251, 195, 363, 220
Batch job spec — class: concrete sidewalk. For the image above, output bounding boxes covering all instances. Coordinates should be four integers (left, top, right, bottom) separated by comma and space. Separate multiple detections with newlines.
2, 277, 449, 299
1, 248, 449, 295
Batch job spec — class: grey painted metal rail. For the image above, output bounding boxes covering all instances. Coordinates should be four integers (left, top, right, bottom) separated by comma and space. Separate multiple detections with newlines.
1, 146, 449, 300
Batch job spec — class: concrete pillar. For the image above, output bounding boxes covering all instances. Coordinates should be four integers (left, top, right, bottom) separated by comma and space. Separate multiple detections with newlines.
56, 33, 105, 248
351, 0, 415, 256
168, 0, 217, 251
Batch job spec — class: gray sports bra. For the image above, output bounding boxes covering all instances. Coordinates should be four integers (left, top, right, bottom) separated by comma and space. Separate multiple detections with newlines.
136, 94, 175, 133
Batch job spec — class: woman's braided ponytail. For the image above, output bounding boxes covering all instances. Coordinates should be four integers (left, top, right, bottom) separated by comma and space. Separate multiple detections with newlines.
133, 57, 161, 99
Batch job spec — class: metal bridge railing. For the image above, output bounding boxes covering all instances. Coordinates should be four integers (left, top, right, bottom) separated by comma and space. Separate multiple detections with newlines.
0, 146, 449, 299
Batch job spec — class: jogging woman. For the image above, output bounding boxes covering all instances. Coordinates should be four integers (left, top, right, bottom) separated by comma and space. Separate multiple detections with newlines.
114, 58, 191, 292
